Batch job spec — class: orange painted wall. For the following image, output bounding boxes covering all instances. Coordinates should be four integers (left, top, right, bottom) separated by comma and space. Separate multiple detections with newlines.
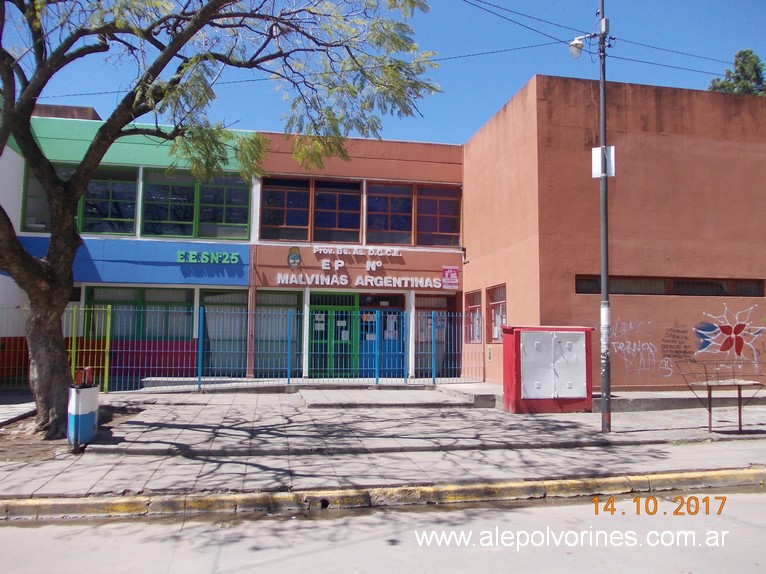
463, 78, 543, 383
260, 133, 463, 184
534, 76, 766, 389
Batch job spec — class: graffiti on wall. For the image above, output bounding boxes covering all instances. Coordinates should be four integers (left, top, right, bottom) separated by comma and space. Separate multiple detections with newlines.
596, 306, 765, 382
610, 318, 660, 376
694, 304, 763, 364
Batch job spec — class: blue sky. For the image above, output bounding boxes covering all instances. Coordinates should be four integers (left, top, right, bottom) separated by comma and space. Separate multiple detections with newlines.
40, 0, 766, 145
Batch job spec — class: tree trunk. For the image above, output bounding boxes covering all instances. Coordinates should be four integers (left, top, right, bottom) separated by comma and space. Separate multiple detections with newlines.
26, 301, 72, 439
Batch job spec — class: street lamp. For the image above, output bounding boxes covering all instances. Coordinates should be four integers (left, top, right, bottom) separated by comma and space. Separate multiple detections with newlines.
570, 1, 613, 433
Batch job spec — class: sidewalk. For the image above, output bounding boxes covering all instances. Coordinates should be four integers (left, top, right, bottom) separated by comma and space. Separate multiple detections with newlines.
1, 385, 765, 519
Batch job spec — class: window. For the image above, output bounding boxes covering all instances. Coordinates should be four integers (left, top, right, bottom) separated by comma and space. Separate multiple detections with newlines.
465, 291, 482, 343
23, 166, 51, 232
141, 172, 195, 236
416, 186, 461, 246
313, 180, 361, 242
258, 178, 460, 247
367, 184, 412, 244
143, 289, 194, 339
260, 178, 310, 240
85, 287, 193, 340
576, 275, 765, 297
486, 285, 506, 343
142, 172, 250, 239
80, 168, 138, 234
24, 164, 138, 234
198, 176, 250, 239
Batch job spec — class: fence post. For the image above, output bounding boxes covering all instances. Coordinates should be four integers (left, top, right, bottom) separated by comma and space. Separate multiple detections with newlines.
431, 311, 437, 384
287, 309, 294, 385
197, 306, 205, 392
402, 311, 409, 384
69, 306, 78, 378
375, 310, 381, 385
103, 305, 112, 393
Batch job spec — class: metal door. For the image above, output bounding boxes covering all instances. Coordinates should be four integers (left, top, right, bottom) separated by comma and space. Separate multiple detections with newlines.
359, 309, 405, 378
309, 307, 358, 377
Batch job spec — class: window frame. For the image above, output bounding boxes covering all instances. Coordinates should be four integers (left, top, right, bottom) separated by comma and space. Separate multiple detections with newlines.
575, 275, 765, 297
312, 179, 362, 243
85, 287, 194, 341
415, 185, 461, 247
366, 183, 413, 245
141, 170, 251, 240
464, 290, 482, 344
260, 177, 311, 241
486, 284, 506, 343
78, 168, 139, 235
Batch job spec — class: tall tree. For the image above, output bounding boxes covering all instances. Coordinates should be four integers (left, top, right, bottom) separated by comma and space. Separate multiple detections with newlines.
709, 49, 765, 96
0, 0, 437, 438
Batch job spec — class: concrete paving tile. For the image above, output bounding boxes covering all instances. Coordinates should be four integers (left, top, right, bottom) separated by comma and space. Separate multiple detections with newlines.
197, 459, 248, 491
0, 459, 78, 496
0, 461, 27, 474
88, 455, 164, 494
328, 454, 392, 488
366, 452, 432, 483
241, 456, 292, 491
144, 458, 206, 492
33, 457, 120, 496
405, 451, 473, 482
288, 454, 340, 490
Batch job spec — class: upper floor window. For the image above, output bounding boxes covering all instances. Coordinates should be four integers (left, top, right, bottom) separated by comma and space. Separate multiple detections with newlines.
142, 172, 250, 239
261, 178, 310, 240
313, 180, 361, 242
24, 164, 138, 234
367, 184, 412, 245
417, 186, 461, 246
26, 164, 251, 240
80, 168, 138, 234
198, 176, 250, 239
142, 172, 195, 236
259, 178, 460, 248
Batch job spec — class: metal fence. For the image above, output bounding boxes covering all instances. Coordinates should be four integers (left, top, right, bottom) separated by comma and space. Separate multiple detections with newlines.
0, 306, 485, 392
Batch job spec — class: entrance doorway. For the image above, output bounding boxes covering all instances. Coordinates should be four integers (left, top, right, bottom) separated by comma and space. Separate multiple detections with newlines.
309, 293, 358, 377
359, 294, 405, 378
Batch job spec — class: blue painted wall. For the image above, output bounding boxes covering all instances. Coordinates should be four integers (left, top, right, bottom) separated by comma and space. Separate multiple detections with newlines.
17, 237, 249, 286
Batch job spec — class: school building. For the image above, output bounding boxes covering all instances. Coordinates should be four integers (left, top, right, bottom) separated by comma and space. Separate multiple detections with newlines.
1, 74, 765, 392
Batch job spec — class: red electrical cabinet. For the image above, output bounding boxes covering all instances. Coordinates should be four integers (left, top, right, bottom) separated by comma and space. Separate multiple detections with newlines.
502, 326, 593, 414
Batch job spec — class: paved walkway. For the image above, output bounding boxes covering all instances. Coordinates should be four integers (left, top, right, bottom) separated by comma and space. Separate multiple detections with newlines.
1, 385, 765, 518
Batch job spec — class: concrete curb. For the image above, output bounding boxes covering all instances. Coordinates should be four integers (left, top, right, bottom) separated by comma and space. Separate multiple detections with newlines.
2, 467, 764, 521
305, 401, 474, 409
0, 408, 36, 428
83, 433, 766, 457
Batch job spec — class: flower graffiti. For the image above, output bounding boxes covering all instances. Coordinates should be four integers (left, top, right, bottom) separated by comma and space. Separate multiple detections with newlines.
695, 304, 763, 363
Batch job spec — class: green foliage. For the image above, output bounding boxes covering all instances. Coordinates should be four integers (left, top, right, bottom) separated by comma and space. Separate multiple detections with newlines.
0, 1, 438, 434
709, 49, 765, 96
3, 1, 438, 178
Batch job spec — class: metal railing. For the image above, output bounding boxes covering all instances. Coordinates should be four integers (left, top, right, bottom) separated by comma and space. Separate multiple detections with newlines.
1, 306, 485, 392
